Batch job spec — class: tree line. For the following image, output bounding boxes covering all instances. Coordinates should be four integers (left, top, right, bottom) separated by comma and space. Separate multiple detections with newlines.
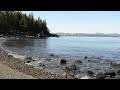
0, 11, 58, 38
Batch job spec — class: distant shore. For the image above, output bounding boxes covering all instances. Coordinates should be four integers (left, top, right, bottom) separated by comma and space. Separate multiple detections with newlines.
54, 33, 120, 37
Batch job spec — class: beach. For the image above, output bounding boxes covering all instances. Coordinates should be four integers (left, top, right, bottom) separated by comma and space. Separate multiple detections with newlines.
1, 37, 120, 79
0, 37, 67, 79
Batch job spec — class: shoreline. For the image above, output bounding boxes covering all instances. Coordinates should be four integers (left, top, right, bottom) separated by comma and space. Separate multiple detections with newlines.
0, 37, 67, 79
1, 37, 120, 79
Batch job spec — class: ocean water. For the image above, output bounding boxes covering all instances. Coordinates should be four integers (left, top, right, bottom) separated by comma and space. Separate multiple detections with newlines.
1, 36, 120, 75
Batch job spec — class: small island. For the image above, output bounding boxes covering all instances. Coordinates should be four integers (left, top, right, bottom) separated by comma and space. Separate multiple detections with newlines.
0, 11, 59, 38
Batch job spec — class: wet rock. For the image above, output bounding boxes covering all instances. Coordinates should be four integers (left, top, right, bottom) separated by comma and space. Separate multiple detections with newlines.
116, 70, 120, 75
75, 60, 82, 64
86, 70, 94, 77
114, 75, 120, 79
64, 67, 73, 77
39, 63, 45, 67
24, 56, 35, 63
8, 55, 13, 58
110, 62, 117, 67
25, 57, 33, 60
26, 61, 31, 63
97, 57, 102, 60
50, 54, 54, 56
74, 74, 81, 79
105, 76, 116, 79
96, 73, 107, 79
84, 56, 87, 59
60, 59, 66, 65
70, 64, 78, 71
64, 67, 72, 73
104, 71, 116, 77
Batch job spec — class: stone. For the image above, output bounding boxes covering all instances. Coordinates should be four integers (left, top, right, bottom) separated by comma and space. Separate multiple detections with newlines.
50, 54, 54, 56
75, 60, 82, 64
86, 70, 94, 77
60, 59, 66, 65
110, 62, 117, 67
104, 71, 116, 77
84, 56, 87, 59
24, 56, 34, 63
116, 70, 120, 75
70, 64, 78, 71
63, 67, 73, 78
25, 57, 33, 60
96, 73, 107, 79
74, 74, 81, 79
26, 60, 31, 63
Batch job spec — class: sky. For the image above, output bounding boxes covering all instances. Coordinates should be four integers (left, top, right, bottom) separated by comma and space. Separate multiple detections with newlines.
22, 11, 120, 34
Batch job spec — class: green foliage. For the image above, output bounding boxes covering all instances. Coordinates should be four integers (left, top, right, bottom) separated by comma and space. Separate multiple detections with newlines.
0, 11, 50, 37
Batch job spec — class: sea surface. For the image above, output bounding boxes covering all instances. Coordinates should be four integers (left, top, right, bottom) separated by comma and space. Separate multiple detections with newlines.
1, 36, 120, 75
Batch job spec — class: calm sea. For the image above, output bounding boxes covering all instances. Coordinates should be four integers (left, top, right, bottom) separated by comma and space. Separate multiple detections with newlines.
1, 36, 120, 74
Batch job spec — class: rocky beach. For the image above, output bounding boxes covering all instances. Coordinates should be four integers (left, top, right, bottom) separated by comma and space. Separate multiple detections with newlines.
1, 37, 120, 79
0, 37, 67, 79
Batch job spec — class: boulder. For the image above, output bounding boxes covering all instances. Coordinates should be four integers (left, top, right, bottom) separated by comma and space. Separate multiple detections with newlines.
26, 60, 31, 63
86, 70, 94, 77
110, 62, 117, 67
24, 56, 35, 63
60, 59, 66, 65
116, 70, 120, 75
96, 73, 107, 79
70, 64, 78, 71
84, 56, 87, 59
8, 55, 13, 58
50, 54, 54, 56
25, 56, 33, 60
104, 71, 116, 77
74, 74, 81, 79
64, 67, 73, 77
75, 60, 82, 64
39, 63, 45, 67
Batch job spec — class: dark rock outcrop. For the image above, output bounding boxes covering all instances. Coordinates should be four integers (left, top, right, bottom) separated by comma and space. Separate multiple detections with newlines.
84, 56, 87, 59
60, 59, 66, 65
24, 56, 35, 63
50, 54, 54, 57
96, 73, 107, 79
104, 71, 116, 77
86, 70, 94, 77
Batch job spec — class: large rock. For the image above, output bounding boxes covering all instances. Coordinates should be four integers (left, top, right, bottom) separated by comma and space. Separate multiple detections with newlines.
104, 71, 116, 77
63, 67, 73, 77
74, 74, 82, 79
86, 70, 94, 77
25, 57, 33, 60
60, 59, 66, 65
74, 60, 82, 64
50, 54, 54, 56
116, 70, 120, 75
110, 62, 117, 67
96, 72, 107, 79
84, 56, 87, 59
24, 56, 35, 63
70, 64, 79, 71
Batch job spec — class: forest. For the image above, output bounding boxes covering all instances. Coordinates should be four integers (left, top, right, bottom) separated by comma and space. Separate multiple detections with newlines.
0, 11, 59, 38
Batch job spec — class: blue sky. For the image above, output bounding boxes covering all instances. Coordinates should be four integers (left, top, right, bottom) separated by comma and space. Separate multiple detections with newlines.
22, 11, 120, 34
